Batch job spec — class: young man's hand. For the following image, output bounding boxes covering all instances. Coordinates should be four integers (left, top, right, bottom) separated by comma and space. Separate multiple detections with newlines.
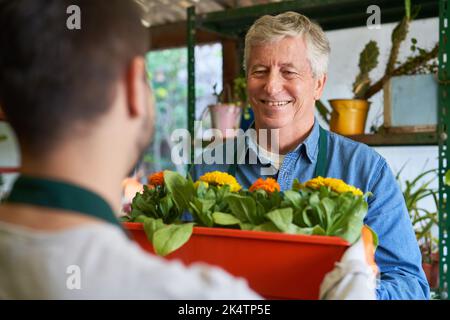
319, 226, 378, 300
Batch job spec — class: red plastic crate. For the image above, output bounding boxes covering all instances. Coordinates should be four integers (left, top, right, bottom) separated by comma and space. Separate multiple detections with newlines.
124, 222, 349, 299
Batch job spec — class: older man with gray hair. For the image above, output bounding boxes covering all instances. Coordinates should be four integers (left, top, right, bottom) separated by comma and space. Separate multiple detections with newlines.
193, 11, 429, 300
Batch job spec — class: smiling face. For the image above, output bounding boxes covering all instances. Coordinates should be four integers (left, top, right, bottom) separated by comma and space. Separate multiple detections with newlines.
247, 35, 326, 131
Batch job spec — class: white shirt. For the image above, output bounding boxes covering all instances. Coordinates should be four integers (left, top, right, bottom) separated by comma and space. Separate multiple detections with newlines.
0, 221, 261, 299
246, 131, 285, 170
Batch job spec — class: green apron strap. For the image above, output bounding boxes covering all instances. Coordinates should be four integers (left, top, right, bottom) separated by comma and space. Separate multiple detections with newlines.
227, 138, 238, 177
6, 175, 126, 235
315, 126, 328, 178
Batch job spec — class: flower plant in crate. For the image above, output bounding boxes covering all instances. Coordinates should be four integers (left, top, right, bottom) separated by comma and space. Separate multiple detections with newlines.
124, 171, 377, 257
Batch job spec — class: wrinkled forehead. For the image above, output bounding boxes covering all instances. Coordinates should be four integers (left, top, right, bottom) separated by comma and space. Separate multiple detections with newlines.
247, 36, 310, 70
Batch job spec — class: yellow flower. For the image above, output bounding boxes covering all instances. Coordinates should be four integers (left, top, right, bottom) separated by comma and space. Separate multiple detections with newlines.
303, 176, 363, 196
199, 171, 242, 192
194, 180, 209, 190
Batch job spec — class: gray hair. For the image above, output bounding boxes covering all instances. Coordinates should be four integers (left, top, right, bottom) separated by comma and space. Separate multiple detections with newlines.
244, 11, 330, 78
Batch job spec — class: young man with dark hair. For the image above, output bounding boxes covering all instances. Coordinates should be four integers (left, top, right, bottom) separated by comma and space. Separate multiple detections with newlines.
0, 0, 259, 299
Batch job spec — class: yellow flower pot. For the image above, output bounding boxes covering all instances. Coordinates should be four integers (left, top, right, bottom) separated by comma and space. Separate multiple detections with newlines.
329, 99, 370, 135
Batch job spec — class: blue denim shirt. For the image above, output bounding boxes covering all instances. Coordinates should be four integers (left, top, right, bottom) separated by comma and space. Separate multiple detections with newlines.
192, 119, 430, 300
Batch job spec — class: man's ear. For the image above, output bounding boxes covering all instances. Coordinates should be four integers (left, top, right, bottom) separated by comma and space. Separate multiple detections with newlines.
314, 73, 327, 100
126, 56, 148, 117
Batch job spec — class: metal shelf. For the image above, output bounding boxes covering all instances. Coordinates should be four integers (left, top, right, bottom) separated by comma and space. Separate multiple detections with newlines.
347, 131, 439, 146
196, 0, 438, 38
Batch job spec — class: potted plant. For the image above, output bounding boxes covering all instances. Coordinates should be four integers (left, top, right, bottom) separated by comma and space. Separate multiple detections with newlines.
202, 77, 248, 139
327, 40, 379, 135
320, 1, 438, 136
233, 75, 252, 118
396, 166, 439, 289
122, 171, 376, 299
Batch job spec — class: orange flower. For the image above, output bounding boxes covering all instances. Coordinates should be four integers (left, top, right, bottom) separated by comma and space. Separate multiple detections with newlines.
148, 171, 164, 187
249, 178, 280, 193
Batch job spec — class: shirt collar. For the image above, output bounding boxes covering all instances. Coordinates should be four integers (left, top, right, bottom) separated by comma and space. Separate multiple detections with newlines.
241, 119, 320, 164
300, 119, 320, 163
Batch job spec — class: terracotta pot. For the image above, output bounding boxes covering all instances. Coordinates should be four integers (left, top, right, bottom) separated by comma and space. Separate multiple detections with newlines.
208, 103, 242, 138
422, 252, 439, 289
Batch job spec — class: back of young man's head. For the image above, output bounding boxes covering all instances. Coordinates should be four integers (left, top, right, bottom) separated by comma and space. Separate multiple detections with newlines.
0, 0, 150, 155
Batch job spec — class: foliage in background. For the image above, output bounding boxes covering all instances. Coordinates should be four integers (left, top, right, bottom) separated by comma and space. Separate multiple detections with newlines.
352, 41, 380, 99
397, 38, 438, 75
142, 44, 223, 176
363, 1, 438, 100
396, 166, 438, 263
316, 0, 438, 124
212, 75, 251, 121
144, 49, 188, 174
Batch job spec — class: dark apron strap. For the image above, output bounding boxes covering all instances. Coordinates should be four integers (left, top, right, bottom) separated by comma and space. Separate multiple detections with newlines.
228, 126, 328, 179
6, 175, 127, 235
315, 126, 328, 177
227, 138, 238, 177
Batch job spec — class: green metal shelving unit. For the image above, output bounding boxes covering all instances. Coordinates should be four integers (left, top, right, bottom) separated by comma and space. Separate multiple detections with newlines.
187, 0, 447, 298
438, 0, 450, 300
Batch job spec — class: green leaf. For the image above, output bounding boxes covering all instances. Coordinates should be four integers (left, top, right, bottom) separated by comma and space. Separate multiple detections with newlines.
189, 198, 215, 227
130, 208, 146, 220
239, 223, 255, 230
134, 215, 148, 223
283, 190, 303, 208
445, 170, 450, 186
315, 100, 331, 124
153, 223, 194, 256
159, 195, 174, 217
131, 192, 157, 217
119, 215, 131, 222
311, 225, 326, 235
311, 203, 325, 227
143, 217, 166, 242
329, 196, 368, 244
292, 225, 326, 236
252, 222, 280, 232
301, 206, 313, 227
320, 197, 336, 232
164, 170, 194, 211
309, 192, 320, 206
292, 179, 302, 191
265, 208, 302, 234
225, 194, 259, 224
212, 212, 241, 226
